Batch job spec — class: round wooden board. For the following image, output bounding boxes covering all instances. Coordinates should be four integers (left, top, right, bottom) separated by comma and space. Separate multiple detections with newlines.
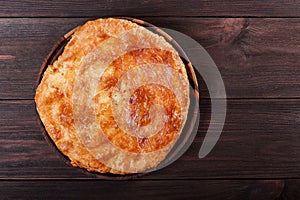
36, 17, 200, 180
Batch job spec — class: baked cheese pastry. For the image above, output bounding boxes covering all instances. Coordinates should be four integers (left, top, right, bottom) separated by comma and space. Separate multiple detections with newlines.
35, 18, 190, 174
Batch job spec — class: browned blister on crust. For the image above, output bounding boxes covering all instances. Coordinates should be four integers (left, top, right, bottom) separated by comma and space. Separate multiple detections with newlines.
35, 18, 190, 174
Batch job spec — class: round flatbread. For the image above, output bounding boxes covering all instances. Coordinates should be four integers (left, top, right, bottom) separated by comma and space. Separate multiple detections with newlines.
35, 18, 190, 174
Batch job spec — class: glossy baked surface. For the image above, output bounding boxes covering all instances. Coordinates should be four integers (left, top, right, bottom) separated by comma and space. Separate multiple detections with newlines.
35, 18, 189, 174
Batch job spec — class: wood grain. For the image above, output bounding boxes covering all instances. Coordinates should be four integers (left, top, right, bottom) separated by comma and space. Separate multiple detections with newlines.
1, 18, 300, 99
1, 0, 300, 198
277, 180, 300, 200
0, 0, 300, 17
0, 180, 284, 200
0, 99, 299, 179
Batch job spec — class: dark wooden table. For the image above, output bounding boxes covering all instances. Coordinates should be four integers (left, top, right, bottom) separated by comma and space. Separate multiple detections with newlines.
1, 1, 300, 199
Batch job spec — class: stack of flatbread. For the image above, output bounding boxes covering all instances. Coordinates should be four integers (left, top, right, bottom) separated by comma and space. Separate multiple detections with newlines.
35, 18, 190, 174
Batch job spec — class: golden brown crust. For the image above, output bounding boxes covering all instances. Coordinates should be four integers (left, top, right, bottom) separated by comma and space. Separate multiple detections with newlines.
35, 18, 190, 174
